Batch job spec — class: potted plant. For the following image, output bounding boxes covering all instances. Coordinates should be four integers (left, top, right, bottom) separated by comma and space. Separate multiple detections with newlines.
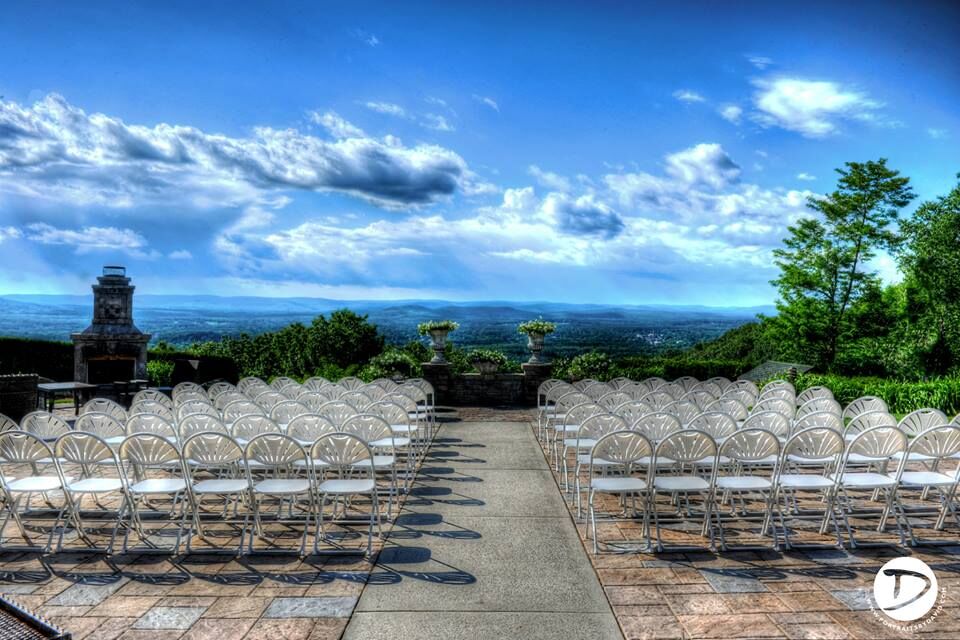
468, 349, 508, 375
517, 318, 556, 364
418, 320, 459, 364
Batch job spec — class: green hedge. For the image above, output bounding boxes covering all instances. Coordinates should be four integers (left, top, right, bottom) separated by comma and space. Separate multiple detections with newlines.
795, 373, 960, 415
0, 338, 73, 380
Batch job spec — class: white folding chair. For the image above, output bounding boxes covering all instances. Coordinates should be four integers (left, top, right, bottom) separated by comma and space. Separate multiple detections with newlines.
341, 415, 399, 518
75, 412, 126, 448
0, 431, 68, 551
132, 389, 173, 409
270, 400, 310, 430
119, 433, 189, 553
842, 396, 888, 421
20, 411, 71, 441
180, 432, 248, 554
81, 398, 128, 422
890, 424, 960, 544
714, 428, 781, 550
586, 430, 653, 553
796, 385, 834, 405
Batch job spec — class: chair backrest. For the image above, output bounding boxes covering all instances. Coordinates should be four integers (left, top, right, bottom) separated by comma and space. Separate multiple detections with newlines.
638, 390, 675, 411
207, 381, 236, 400
613, 400, 654, 425
573, 379, 599, 391
544, 383, 575, 405
688, 411, 737, 441
682, 390, 718, 410
843, 426, 907, 468
673, 376, 699, 392
742, 411, 791, 439
132, 389, 173, 408
238, 376, 268, 394
342, 414, 393, 446
302, 376, 330, 392
538, 378, 567, 402
369, 378, 398, 392
905, 424, 960, 460
243, 433, 307, 473
608, 377, 633, 390
721, 388, 757, 409
619, 382, 649, 400
706, 376, 732, 391
126, 413, 178, 441
0, 430, 56, 470
173, 381, 204, 397
704, 397, 748, 421
655, 429, 718, 467
762, 379, 795, 394
659, 383, 685, 400
583, 383, 613, 401
692, 381, 724, 399
719, 428, 781, 463
341, 391, 374, 409
731, 378, 760, 395
310, 432, 374, 473
796, 385, 834, 405
844, 411, 896, 437
0, 413, 19, 433
81, 398, 127, 422
663, 399, 701, 426
176, 401, 219, 423
642, 377, 667, 390
270, 400, 310, 426
299, 391, 337, 412
317, 400, 359, 428
781, 426, 844, 463
796, 397, 842, 420
55, 432, 120, 472
385, 392, 418, 415
270, 376, 299, 391
243, 382, 271, 400
178, 413, 228, 439
632, 411, 682, 442
554, 391, 592, 414
576, 413, 628, 443
221, 400, 266, 426
182, 431, 243, 470
564, 402, 604, 429
130, 400, 175, 420
19, 411, 71, 440
759, 387, 796, 404
174, 390, 208, 407
254, 390, 287, 410
752, 397, 795, 419
367, 401, 409, 428
590, 430, 653, 472
842, 395, 889, 421
286, 414, 336, 444
74, 412, 125, 439
231, 415, 281, 441
120, 433, 182, 471
339, 376, 365, 391
793, 410, 842, 433
214, 391, 249, 411
597, 391, 633, 412
898, 408, 949, 436
361, 385, 387, 402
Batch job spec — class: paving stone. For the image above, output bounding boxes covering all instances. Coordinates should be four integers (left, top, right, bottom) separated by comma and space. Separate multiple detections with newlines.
701, 569, 768, 593
133, 606, 206, 630
829, 588, 875, 611
677, 613, 784, 638
244, 618, 316, 640
180, 618, 255, 640
46, 579, 128, 606
263, 596, 357, 618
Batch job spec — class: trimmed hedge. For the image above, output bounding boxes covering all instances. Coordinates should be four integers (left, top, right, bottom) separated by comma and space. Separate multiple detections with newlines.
794, 373, 960, 415
0, 337, 73, 380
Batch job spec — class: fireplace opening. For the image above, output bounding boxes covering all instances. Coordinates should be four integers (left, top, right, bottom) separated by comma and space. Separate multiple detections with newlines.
87, 357, 137, 384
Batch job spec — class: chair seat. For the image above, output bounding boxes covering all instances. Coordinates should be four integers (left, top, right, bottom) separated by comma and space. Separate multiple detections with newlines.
318, 478, 376, 494
555, 424, 579, 434
890, 451, 935, 462
786, 455, 834, 465
696, 455, 729, 466
715, 475, 771, 490
592, 477, 647, 493
636, 456, 675, 467
67, 478, 123, 493
846, 453, 889, 464
778, 473, 833, 489
193, 479, 248, 494
831, 472, 895, 489
130, 478, 187, 494
7, 476, 69, 492
390, 424, 417, 434
353, 455, 395, 468
894, 471, 957, 487
577, 454, 619, 466
254, 478, 311, 495
654, 476, 709, 491
371, 437, 409, 448
563, 438, 596, 450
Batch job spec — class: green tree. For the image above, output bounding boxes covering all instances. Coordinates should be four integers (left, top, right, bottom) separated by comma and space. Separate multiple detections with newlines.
899, 178, 960, 375
771, 159, 914, 370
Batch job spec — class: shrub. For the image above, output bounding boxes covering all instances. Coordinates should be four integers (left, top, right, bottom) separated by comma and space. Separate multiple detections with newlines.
417, 320, 459, 335
563, 351, 613, 381
360, 349, 422, 381
793, 373, 960, 415
467, 349, 508, 366
517, 318, 556, 336
0, 338, 73, 380
146, 360, 175, 387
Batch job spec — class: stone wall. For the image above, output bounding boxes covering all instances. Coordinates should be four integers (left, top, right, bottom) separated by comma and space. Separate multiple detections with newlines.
422, 362, 552, 407
0, 373, 38, 421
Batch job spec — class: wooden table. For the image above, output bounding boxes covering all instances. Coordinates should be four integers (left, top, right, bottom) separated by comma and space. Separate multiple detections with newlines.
37, 382, 98, 415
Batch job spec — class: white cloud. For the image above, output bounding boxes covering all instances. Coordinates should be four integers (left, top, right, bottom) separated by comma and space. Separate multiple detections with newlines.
673, 90, 706, 103
0, 95, 471, 210
420, 113, 455, 132
168, 249, 193, 260
747, 56, 773, 70
528, 165, 571, 192
664, 143, 741, 189
472, 94, 499, 112
719, 105, 743, 124
751, 77, 882, 138
796, 172, 816, 181
24, 223, 152, 256
927, 128, 948, 139
353, 29, 379, 47
364, 101, 407, 118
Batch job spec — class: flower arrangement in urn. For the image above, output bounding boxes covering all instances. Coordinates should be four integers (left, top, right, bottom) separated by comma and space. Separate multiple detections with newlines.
468, 348, 508, 375
517, 318, 556, 364
418, 320, 459, 364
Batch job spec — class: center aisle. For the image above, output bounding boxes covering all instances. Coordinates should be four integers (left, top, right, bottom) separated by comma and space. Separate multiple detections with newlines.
343, 414, 622, 639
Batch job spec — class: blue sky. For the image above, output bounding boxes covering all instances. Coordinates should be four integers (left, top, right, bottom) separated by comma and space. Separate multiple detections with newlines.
1, 1, 958, 305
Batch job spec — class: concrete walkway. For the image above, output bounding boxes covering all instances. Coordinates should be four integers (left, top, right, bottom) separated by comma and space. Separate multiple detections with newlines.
344, 418, 622, 640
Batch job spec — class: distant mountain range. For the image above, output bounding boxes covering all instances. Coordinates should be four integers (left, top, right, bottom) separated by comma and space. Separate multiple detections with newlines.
0, 294, 775, 357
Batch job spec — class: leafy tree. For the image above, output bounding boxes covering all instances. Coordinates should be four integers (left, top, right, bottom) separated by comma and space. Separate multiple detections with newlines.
899, 178, 960, 374
772, 159, 914, 369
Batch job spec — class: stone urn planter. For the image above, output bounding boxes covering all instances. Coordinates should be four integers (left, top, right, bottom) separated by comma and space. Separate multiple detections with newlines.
418, 320, 459, 365
468, 349, 508, 376
518, 319, 556, 365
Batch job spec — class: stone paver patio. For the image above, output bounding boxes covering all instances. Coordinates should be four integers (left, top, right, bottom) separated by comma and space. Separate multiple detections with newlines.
2, 407, 959, 639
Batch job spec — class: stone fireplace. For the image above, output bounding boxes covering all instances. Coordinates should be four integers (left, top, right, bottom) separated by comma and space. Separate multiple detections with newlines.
72, 266, 151, 384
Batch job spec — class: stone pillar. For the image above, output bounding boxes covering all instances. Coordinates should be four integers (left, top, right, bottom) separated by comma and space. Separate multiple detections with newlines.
421, 362, 455, 406
0, 374, 39, 421
521, 362, 554, 405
